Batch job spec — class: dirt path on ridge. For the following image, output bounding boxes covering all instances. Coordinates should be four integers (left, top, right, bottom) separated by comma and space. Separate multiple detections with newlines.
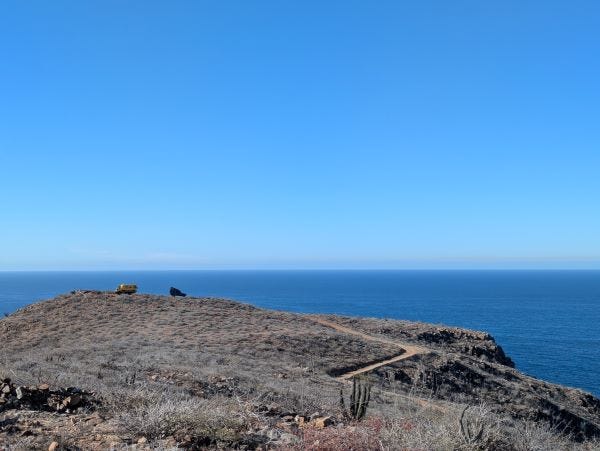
307, 316, 428, 380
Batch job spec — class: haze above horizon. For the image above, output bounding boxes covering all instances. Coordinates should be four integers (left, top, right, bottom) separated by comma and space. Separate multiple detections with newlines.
1, 1, 599, 270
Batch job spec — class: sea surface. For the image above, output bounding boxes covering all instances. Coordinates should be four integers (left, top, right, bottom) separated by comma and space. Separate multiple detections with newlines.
1, 270, 599, 396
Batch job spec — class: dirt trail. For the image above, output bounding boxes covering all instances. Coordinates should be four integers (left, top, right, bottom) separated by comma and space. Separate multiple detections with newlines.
307, 316, 428, 380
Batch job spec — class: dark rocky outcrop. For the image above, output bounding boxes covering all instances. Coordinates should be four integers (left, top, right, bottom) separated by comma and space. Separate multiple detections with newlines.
377, 352, 600, 440
415, 328, 515, 367
0, 379, 97, 414
169, 287, 186, 297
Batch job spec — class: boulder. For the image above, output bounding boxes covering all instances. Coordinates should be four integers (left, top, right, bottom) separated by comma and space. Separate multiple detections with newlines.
294, 415, 306, 426
64, 393, 81, 408
311, 416, 334, 429
169, 287, 186, 297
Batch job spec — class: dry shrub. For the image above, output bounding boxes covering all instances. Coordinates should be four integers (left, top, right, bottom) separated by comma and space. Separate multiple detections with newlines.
510, 420, 576, 451
379, 414, 459, 450
375, 403, 509, 450
294, 418, 384, 451
116, 391, 248, 444
375, 403, 599, 451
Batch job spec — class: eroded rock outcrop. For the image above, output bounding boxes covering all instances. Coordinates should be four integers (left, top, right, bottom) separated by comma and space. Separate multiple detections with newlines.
0, 379, 97, 414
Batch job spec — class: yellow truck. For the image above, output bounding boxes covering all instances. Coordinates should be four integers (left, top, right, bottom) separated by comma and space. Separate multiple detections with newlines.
115, 284, 138, 294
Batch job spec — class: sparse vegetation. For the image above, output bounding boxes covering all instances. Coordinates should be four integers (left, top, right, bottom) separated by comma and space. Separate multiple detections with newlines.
0, 292, 598, 449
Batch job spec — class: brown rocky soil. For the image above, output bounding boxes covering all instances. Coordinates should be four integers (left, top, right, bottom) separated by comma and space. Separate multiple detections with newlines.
0, 292, 598, 449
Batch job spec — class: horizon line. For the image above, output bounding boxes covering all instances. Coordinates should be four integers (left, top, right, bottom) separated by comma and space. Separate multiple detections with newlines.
1, 268, 600, 272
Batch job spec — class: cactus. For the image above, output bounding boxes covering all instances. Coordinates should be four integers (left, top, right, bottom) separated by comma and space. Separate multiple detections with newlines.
459, 405, 484, 444
339, 375, 371, 420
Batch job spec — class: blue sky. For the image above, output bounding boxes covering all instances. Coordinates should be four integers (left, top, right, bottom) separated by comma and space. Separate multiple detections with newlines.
1, 1, 599, 270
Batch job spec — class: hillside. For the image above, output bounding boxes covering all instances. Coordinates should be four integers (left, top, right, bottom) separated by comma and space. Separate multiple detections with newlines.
0, 292, 598, 450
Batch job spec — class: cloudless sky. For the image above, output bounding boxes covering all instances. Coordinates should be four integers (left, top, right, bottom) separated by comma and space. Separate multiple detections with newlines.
1, 1, 599, 270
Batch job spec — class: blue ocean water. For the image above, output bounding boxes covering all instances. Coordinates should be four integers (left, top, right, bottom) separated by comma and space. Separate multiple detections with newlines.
1, 270, 598, 396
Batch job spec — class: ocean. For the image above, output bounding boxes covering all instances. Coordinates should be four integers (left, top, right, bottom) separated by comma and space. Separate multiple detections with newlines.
1, 270, 598, 397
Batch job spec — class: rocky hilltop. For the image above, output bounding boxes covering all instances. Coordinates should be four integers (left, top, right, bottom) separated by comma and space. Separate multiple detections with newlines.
0, 292, 598, 450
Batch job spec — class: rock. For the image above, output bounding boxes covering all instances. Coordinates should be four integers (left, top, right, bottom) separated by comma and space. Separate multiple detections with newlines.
137, 437, 148, 444
169, 287, 186, 297
312, 416, 334, 429
18, 386, 93, 413
64, 393, 81, 408
86, 414, 104, 427
47, 394, 65, 412
2, 384, 11, 394
164, 436, 178, 448
48, 442, 59, 451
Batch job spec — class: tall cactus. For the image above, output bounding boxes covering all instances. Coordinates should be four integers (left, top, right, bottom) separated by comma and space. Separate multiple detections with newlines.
459, 406, 484, 445
339, 375, 372, 420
